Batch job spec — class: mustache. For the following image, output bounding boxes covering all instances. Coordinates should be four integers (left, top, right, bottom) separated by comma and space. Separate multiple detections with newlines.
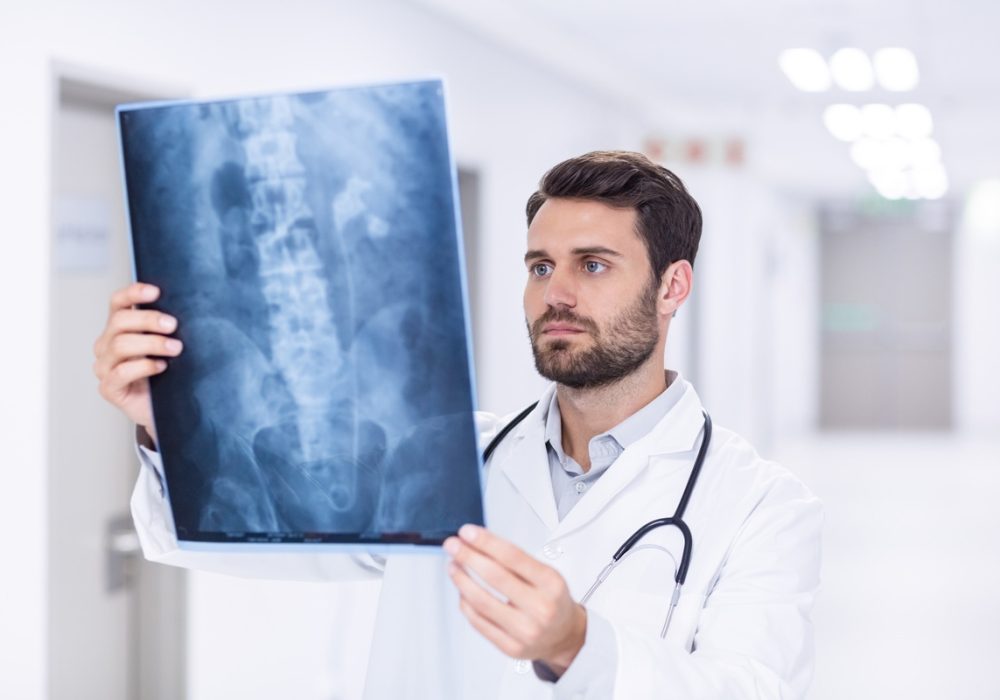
529, 308, 599, 339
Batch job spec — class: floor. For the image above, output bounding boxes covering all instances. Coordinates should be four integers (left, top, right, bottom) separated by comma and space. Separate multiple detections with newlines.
773, 432, 1000, 699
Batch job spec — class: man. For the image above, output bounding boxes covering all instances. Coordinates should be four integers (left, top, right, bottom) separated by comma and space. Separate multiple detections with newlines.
94, 151, 822, 698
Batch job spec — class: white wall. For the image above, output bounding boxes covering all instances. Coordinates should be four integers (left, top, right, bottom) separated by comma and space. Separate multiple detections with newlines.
768, 201, 822, 440
672, 167, 819, 455
0, 8, 51, 699
955, 179, 1000, 434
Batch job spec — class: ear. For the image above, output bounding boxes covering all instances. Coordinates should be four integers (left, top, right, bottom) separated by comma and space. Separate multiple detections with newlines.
657, 260, 693, 319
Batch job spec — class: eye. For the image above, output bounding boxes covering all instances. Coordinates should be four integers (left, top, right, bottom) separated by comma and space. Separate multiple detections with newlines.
584, 260, 607, 274
531, 263, 553, 278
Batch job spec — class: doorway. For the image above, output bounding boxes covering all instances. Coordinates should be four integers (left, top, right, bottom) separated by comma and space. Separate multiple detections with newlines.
49, 74, 186, 700
819, 200, 953, 429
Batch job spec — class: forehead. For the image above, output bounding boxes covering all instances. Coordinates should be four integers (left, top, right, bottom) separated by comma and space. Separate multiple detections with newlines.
526, 198, 642, 254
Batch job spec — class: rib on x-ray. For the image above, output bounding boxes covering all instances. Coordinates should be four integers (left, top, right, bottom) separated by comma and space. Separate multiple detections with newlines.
118, 81, 483, 546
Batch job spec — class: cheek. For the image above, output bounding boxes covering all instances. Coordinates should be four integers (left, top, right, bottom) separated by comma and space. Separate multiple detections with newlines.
523, 283, 543, 318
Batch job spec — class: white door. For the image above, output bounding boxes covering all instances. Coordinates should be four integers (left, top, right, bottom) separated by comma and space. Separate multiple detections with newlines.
48, 76, 185, 700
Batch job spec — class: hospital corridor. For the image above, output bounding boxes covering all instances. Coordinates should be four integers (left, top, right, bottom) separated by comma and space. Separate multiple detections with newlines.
2, 1, 999, 698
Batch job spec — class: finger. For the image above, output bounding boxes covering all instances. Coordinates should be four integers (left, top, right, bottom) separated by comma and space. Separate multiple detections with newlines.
101, 358, 167, 398
457, 595, 523, 660
448, 562, 536, 641
445, 536, 536, 609
109, 283, 159, 313
95, 332, 182, 378
107, 308, 177, 336
457, 525, 553, 587
96, 309, 177, 369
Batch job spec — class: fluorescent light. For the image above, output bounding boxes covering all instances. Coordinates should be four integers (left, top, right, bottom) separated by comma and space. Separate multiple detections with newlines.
830, 48, 875, 91
912, 164, 948, 199
874, 48, 920, 91
850, 136, 910, 172
867, 169, 907, 200
860, 103, 896, 139
867, 163, 947, 200
895, 103, 933, 139
850, 138, 885, 170
823, 104, 864, 141
779, 48, 831, 91
909, 137, 942, 166
883, 138, 910, 170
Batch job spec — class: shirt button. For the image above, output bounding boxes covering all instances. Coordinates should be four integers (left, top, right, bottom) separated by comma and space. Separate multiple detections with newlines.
541, 542, 564, 560
514, 659, 531, 674
575, 482, 587, 494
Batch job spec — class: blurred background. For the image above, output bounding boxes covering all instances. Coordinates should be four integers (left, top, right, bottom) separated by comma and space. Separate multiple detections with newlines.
2, 0, 998, 697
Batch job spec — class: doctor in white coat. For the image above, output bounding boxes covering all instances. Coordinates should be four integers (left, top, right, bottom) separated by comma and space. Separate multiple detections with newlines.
95, 150, 822, 699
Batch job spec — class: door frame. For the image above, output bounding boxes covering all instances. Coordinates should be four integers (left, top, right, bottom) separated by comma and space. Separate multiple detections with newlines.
48, 60, 190, 700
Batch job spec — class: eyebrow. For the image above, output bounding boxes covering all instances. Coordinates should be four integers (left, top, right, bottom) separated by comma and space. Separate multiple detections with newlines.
523, 246, 624, 263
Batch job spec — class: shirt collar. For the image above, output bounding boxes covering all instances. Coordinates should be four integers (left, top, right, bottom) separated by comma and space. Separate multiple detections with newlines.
543, 390, 569, 464
543, 370, 685, 464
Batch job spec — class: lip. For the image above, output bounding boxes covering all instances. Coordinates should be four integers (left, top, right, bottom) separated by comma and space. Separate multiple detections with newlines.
542, 324, 586, 335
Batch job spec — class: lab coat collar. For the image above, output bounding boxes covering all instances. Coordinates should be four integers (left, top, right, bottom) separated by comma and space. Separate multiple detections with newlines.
497, 376, 707, 536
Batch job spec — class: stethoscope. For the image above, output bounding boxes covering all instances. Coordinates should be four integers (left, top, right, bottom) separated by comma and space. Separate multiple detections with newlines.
482, 403, 712, 639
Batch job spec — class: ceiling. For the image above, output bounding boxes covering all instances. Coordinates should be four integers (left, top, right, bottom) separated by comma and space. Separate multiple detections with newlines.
413, 0, 1000, 196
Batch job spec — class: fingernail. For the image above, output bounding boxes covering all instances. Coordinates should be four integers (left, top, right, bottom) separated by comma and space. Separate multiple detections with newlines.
142, 285, 158, 300
443, 537, 460, 555
165, 339, 182, 353
458, 524, 479, 542
156, 360, 167, 371
159, 316, 177, 331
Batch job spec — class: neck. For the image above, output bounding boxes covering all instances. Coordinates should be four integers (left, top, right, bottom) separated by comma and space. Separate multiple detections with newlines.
556, 357, 668, 472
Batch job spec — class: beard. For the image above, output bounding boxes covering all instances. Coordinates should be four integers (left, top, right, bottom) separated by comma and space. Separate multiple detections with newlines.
527, 281, 660, 390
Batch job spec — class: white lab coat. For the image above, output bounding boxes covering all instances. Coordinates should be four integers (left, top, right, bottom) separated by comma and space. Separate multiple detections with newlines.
131, 378, 822, 699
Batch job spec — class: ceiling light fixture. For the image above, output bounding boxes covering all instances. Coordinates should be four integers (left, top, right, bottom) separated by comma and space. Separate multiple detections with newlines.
867, 170, 907, 200
823, 104, 863, 141
912, 164, 948, 199
860, 103, 896, 139
894, 103, 934, 139
908, 137, 942, 167
830, 48, 875, 91
779, 48, 831, 92
850, 138, 885, 171
873, 48, 920, 91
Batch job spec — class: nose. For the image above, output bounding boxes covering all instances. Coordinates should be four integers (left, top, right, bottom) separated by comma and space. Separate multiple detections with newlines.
542, 268, 576, 309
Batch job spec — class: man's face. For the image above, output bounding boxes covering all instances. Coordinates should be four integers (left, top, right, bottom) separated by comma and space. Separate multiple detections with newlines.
524, 198, 662, 389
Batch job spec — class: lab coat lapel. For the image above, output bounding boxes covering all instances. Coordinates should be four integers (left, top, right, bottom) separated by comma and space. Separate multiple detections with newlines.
496, 389, 560, 531
551, 383, 707, 540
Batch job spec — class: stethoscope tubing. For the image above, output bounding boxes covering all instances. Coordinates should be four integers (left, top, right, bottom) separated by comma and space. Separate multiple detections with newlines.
482, 404, 713, 639
613, 410, 712, 587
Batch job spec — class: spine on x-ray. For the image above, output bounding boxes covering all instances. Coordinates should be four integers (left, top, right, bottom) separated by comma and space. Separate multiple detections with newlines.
228, 97, 358, 507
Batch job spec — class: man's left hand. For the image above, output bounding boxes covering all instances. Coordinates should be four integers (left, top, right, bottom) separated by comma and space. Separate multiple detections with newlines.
444, 524, 586, 676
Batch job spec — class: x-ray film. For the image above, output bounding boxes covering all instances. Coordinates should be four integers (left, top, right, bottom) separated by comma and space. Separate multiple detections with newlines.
117, 80, 483, 549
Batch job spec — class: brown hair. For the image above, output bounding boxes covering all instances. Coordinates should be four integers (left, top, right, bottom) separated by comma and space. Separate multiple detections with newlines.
526, 151, 703, 283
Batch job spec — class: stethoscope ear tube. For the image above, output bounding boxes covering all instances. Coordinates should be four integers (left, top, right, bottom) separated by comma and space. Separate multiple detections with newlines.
674, 411, 712, 522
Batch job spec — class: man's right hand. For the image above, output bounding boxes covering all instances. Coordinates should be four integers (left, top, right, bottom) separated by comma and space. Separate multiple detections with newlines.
93, 283, 183, 446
